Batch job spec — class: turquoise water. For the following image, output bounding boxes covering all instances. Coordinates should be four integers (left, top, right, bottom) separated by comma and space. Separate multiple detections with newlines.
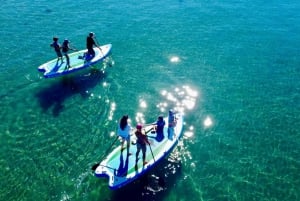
1, 0, 299, 200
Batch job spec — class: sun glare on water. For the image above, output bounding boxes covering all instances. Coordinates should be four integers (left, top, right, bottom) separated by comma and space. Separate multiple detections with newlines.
204, 116, 213, 128
170, 56, 180, 63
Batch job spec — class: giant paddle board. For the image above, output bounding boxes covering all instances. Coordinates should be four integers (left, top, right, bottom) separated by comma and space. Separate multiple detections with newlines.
38, 44, 112, 78
94, 113, 184, 190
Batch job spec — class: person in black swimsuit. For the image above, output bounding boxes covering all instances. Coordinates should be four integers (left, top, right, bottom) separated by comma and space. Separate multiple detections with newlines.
85, 32, 101, 61
50, 37, 63, 63
61, 39, 76, 69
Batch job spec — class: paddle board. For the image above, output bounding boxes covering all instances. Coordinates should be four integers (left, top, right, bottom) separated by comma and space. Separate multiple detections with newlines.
38, 44, 112, 78
94, 113, 184, 190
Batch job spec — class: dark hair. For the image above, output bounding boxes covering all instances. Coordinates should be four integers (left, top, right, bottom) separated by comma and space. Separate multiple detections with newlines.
120, 115, 128, 130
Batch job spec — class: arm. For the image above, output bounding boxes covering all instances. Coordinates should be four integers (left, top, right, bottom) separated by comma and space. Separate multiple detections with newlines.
94, 38, 103, 53
144, 135, 151, 145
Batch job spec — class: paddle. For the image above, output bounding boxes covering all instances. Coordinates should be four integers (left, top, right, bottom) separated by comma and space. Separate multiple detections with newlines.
143, 122, 156, 126
91, 135, 119, 171
92, 126, 154, 171
144, 128, 156, 162
148, 141, 155, 163
94, 37, 103, 54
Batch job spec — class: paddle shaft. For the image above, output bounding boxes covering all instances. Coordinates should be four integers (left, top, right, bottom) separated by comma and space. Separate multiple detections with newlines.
144, 128, 156, 162
143, 122, 156, 126
91, 135, 119, 170
94, 37, 103, 53
92, 127, 154, 171
148, 142, 155, 162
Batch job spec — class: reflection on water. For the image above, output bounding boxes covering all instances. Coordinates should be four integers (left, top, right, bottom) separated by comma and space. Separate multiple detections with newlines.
204, 116, 213, 128
157, 85, 198, 115
135, 112, 147, 125
170, 56, 180, 63
156, 85, 201, 140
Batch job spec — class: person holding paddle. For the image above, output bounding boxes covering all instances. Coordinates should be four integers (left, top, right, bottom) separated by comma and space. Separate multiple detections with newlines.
50, 37, 63, 63
135, 124, 150, 166
85, 32, 101, 61
61, 39, 77, 69
168, 109, 177, 140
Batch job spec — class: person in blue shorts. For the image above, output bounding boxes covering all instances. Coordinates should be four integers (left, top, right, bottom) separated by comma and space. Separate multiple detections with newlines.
50, 37, 63, 63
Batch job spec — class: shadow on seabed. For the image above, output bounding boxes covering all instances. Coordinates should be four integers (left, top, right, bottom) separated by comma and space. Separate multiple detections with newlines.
109, 155, 182, 201
35, 68, 106, 116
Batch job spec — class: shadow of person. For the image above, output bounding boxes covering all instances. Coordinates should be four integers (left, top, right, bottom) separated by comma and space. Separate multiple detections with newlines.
110, 155, 182, 201
35, 68, 106, 116
51, 61, 64, 72
116, 153, 130, 177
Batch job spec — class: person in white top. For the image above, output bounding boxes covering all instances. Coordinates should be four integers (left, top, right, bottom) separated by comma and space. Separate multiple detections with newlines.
117, 115, 132, 155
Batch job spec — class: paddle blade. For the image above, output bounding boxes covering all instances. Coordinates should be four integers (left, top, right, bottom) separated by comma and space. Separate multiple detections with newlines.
91, 163, 99, 171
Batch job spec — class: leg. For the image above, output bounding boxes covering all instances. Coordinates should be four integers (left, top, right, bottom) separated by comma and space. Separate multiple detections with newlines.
65, 54, 70, 68
135, 147, 140, 171
86, 49, 95, 61
142, 152, 146, 165
127, 141, 130, 153
142, 145, 147, 165
57, 52, 63, 63
168, 127, 174, 140
121, 139, 125, 152
126, 138, 131, 155
136, 148, 140, 162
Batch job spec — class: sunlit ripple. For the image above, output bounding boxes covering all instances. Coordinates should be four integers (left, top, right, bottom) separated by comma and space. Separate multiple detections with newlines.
109, 131, 115, 137
135, 112, 146, 125
108, 102, 116, 120
139, 98, 147, 108
60, 191, 70, 201
203, 116, 213, 128
170, 56, 180, 63
157, 85, 198, 114
161, 90, 167, 96
184, 125, 194, 138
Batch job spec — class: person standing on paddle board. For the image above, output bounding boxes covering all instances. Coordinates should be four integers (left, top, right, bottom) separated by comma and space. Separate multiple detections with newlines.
168, 109, 177, 140
117, 115, 132, 155
135, 124, 150, 166
85, 32, 101, 61
62, 39, 76, 69
154, 115, 165, 142
50, 37, 63, 63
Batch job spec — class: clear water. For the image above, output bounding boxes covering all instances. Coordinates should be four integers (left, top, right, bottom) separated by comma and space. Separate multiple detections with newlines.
1, 0, 299, 200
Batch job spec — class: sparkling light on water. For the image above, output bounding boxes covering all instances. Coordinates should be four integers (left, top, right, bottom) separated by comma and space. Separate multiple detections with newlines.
203, 116, 213, 128
170, 56, 180, 63
158, 85, 198, 114
135, 112, 146, 125
139, 99, 147, 108
184, 125, 194, 138
108, 102, 116, 120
